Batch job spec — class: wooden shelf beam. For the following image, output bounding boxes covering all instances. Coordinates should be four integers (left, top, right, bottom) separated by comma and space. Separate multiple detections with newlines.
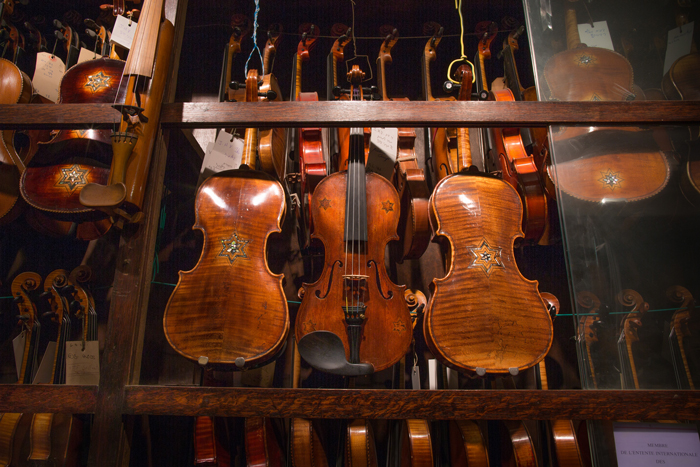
0, 385, 97, 413
1, 101, 699, 129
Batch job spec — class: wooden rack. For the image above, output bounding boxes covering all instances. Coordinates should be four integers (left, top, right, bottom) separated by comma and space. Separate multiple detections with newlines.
0, 1, 698, 465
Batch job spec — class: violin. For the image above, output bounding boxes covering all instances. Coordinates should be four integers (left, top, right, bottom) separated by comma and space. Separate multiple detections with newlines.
375, 28, 430, 261
420, 24, 458, 182
223, 14, 251, 104
346, 420, 378, 467
163, 69, 289, 369
293, 23, 324, 249
423, 66, 553, 376
53, 19, 80, 70
448, 420, 489, 467
326, 24, 352, 173
0, 272, 42, 467
666, 286, 697, 389
488, 27, 548, 243
576, 291, 602, 390
194, 415, 231, 467
245, 417, 283, 467
257, 24, 286, 182
616, 289, 647, 390
543, 6, 671, 203
475, 21, 498, 94
295, 66, 412, 376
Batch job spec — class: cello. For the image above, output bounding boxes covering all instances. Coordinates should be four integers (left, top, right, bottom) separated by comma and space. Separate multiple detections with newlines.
423, 67, 553, 376
375, 28, 430, 261
163, 69, 289, 369
543, 6, 670, 203
295, 66, 412, 376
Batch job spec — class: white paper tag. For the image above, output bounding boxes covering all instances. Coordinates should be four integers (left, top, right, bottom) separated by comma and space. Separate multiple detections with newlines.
65, 341, 100, 385
428, 359, 438, 390
198, 131, 244, 184
32, 52, 65, 103
613, 422, 700, 466
111, 15, 137, 50
411, 365, 421, 390
77, 47, 103, 64
33, 341, 57, 384
366, 127, 398, 179
12, 331, 26, 381
664, 22, 694, 75
578, 21, 615, 51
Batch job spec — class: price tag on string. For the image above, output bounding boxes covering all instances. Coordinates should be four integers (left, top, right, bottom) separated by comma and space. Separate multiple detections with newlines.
664, 22, 694, 75
32, 52, 65, 103
198, 131, 244, 185
111, 14, 137, 49
366, 127, 398, 179
32, 341, 56, 384
577, 21, 615, 51
77, 47, 102, 64
12, 331, 26, 380
65, 341, 100, 385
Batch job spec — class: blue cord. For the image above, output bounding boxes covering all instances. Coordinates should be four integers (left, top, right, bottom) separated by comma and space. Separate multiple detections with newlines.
244, 0, 263, 76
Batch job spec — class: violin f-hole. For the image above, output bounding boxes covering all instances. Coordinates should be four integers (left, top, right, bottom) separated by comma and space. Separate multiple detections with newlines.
367, 260, 393, 300
315, 260, 343, 299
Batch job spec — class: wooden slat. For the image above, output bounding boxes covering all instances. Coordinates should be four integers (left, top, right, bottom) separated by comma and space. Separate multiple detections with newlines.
123, 387, 700, 420
0, 385, 97, 413
1, 101, 700, 129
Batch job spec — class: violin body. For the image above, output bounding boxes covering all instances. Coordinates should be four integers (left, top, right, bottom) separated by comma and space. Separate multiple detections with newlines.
245, 417, 282, 467
449, 420, 489, 467
501, 421, 538, 467
163, 170, 289, 368
194, 416, 231, 467
424, 174, 552, 374
399, 420, 433, 467
290, 418, 327, 467
0, 57, 32, 224
295, 171, 412, 373
346, 420, 378, 467
258, 73, 286, 182
662, 53, 700, 100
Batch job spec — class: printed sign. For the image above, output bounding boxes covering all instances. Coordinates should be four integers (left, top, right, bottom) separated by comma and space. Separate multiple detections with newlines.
614, 422, 700, 467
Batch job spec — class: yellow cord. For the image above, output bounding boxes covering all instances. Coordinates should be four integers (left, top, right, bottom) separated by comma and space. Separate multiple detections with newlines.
447, 0, 475, 84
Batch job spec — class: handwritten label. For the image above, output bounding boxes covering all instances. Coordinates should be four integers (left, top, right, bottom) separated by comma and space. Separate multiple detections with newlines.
578, 21, 615, 51
367, 127, 398, 179
32, 52, 65, 102
111, 14, 137, 50
614, 422, 700, 466
65, 341, 100, 385
664, 22, 694, 75
33, 341, 56, 384
77, 47, 103, 64
12, 331, 26, 380
198, 131, 244, 185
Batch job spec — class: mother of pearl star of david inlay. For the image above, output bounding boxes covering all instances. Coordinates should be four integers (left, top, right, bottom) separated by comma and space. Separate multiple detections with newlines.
218, 232, 251, 265
598, 169, 623, 191
57, 165, 89, 191
85, 71, 111, 92
467, 238, 505, 276
574, 52, 597, 67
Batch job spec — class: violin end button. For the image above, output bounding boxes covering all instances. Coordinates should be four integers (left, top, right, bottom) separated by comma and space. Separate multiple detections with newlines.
509, 367, 519, 376
475, 367, 486, 376
198, 356, 209, 367
235, 357, 246, 368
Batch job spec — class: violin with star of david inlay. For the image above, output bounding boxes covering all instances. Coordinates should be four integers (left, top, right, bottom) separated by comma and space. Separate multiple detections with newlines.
542, 4, 670, 203
163, 69, 289, 370
422, 67, 553, 376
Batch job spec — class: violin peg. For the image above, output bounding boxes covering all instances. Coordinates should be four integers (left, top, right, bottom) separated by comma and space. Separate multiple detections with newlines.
443, 81, 459, 94
229, 81, 243, 90
258, 89, 277, 100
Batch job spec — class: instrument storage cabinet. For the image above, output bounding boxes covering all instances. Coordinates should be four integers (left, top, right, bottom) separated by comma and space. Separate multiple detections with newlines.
0, 0, 698, 466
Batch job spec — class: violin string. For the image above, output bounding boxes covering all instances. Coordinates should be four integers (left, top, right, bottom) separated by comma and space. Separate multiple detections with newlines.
244, 0, 263, 76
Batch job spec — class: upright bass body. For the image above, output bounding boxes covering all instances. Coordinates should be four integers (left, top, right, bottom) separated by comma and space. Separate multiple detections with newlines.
424, 175, 552, 374
163, 169, 288, 368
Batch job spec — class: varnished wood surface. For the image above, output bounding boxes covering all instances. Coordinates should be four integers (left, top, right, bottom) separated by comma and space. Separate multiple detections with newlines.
0, 385, 97, 413
400, 419, 433, 467
425, 175, 552, 374
1, 101, 700, 130
117, 387, 700, 420
449, 420, 489, 467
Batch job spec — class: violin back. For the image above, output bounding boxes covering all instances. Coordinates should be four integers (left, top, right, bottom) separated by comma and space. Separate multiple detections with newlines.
662, 53, 700, 100
163, 169, 288, 368
424, 175, 552, 374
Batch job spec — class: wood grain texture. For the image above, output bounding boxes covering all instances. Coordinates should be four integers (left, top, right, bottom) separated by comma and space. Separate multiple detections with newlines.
295, 172, 412, 372
346, 420, 378, 467
245, 417, 282, 467
0, 101, 700, 130
0, 386, 97, 413
425, 175, 552, 374
501, 420, 538, 467
163, 170, 289, 368
121, 387, 700, 420
449, 420, 489, 467
399, 419, 433, 467
290, 418, 328, 467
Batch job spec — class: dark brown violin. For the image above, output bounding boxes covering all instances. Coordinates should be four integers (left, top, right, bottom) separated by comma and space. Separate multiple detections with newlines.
543, 7, 670, 203
0, 272, 42, 467
194, 416, 231, 467
257, 24, 286, 182
448, 420, 489, 467
224, 14, 251, 104
245, 417, 282, 467
375, 28, 430, 261
295, 66, 412, 376
423, 67, 553, 376
163, 70, 289, 369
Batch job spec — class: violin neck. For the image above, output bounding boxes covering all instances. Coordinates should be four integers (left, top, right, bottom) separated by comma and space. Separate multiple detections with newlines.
295, 54, 302, 99
242, 127, 258, 168
377, 57, 388, 101
565, 9, 582, 50
344, 128, 368, 243
421, 51, 434, 101
502, 45, 524, 100
263, 45, 274, 75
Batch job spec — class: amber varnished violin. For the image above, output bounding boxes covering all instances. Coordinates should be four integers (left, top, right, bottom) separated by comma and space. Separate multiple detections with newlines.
543, 6, 670, 203
245, 417, 283, 467
327, 24, 352, 173
423, 66, 553, 376
163, 70, 289, 369
346, 420, 378, 467
617, 289, 647, 390
295, 66, 412, 376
